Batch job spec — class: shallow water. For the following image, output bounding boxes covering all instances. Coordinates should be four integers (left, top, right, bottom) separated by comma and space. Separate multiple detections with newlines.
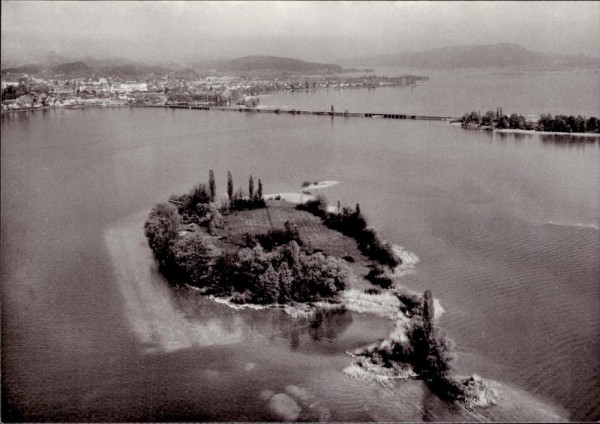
1, 101, 598, 420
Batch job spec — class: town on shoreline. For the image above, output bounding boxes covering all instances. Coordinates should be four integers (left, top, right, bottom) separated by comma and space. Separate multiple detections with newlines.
1, 65, 427, 113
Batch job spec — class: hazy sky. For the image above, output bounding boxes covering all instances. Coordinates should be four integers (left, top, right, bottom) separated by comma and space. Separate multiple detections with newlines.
2, 1, 599, 64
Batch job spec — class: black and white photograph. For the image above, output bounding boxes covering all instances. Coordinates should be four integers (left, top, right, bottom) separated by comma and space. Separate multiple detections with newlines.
1, 1, 599, 422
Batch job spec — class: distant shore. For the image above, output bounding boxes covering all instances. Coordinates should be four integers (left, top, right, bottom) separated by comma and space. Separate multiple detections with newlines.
1, 102, 129, 115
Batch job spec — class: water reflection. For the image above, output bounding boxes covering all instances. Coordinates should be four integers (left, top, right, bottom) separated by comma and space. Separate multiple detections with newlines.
493, 129, 599, 146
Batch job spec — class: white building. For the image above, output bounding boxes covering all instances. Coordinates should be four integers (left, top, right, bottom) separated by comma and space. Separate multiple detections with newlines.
111, 82, 148, 93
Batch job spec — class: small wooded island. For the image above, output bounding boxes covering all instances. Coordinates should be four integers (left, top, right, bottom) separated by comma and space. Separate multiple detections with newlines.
144, 170, 498, 410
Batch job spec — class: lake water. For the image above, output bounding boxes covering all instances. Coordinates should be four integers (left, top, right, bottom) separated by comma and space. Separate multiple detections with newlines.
2, 71, 599, 421
262, 68, 600, 118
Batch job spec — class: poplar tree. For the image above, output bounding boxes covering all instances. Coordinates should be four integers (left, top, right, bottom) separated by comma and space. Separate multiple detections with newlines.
227, 171, 233, 200
249, 175, 254, 199
423, 289, 434, 336
257, 179, 263, 200
208, 169, 216, 202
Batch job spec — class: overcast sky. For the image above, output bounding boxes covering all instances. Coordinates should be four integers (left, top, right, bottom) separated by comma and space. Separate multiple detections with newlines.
2, 1, 599, 64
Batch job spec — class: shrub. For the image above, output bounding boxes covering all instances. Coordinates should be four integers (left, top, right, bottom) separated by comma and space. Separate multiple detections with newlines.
297, 194, 329, 218
256, 222, 303, 251
395, 288, 422, 316
365, 264, 394, 288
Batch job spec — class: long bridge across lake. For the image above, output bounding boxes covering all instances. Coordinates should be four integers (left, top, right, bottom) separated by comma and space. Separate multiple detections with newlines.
147, 104, 458, 122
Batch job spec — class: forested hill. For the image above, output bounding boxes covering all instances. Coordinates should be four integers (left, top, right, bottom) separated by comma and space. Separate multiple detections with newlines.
350, 43, 600, 70
1, 55, 344, 78
204, 55, 344, 73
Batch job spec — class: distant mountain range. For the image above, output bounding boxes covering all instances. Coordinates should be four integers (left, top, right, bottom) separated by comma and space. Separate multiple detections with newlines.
345, 43, 600, 70
195, 55, 343, 73
2, 44, 598, 80
1, 55, 343, 80
0, 59, 198, 80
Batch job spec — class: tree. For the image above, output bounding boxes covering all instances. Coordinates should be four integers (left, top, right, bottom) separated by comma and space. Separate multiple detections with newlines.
257, 264, 280, 303
423, 289, 434, 335
355, 203, 361, 216
144, 203, 180, 262
257, 178, 263, 200
189, 183, 210, 208
289, 240, 300, 268
496, 116, 509, 129
508, 114, 521, 129
227, 171, 233, 200
278, 262, 294, 303
481, 110, 495, 126
249, 175, 254, 199
171, 234, 215, 286
208, 169, 216, 202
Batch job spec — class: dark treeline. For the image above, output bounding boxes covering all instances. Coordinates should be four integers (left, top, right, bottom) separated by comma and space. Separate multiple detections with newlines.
145, 171, 350, 304
462, 109, 599, 134
296, 195, 401, 269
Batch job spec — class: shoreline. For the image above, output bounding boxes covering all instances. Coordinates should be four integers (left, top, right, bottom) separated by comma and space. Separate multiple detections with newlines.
495, 128, 600, 138
454, 122, 600, 138
2, 103, 129, 115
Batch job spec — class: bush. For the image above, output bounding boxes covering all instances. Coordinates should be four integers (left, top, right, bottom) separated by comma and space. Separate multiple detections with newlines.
297, 195, 329, 218
365, 264, 394, 288
395, 287, 423, 316
256, 224, 303, 251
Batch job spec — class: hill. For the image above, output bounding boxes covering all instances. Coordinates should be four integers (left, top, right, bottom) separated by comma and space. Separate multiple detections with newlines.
200, 55, 344, 74
1, 59, 199, 80
349, 43, 600, 70
54, 61, 92, 77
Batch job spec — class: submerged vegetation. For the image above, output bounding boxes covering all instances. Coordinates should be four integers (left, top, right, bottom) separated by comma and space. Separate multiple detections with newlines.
144, 171, 496, 409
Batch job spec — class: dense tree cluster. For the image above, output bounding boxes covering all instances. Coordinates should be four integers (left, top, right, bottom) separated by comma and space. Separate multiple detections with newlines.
212, 242, 349, 304
537, 114, 598, 133
461, 109, 599, 133
144, 173, 349, 305
297, 196, 401, 268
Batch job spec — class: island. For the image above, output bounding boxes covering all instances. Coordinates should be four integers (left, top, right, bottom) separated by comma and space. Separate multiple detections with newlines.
144, 170, 498, 410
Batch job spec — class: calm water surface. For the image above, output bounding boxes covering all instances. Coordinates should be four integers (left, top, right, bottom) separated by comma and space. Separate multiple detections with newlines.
262, 68, 600, 117
1, 97, 598, 421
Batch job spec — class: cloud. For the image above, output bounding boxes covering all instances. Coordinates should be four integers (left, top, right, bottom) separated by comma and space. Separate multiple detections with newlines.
2, 1, 599, 63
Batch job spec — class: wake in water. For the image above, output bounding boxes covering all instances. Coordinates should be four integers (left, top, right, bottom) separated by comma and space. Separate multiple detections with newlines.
104, 212, 243, 354
545, 221, 600, 230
